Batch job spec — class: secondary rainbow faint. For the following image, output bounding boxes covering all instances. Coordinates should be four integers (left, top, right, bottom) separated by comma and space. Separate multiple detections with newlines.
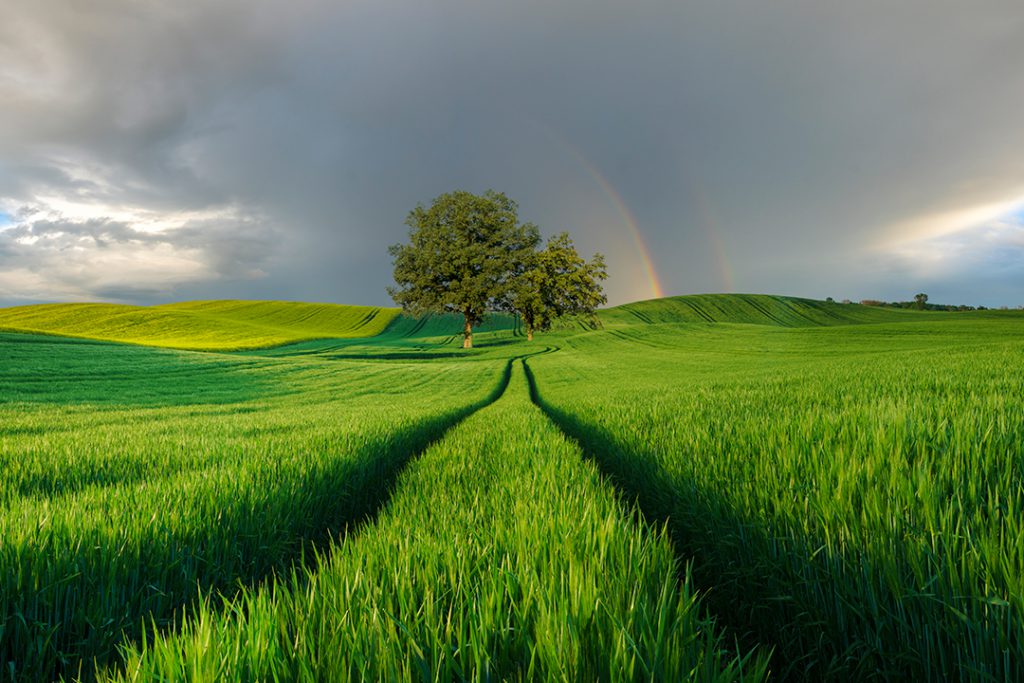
687, 179, 735, 293
537, 127, 665, 300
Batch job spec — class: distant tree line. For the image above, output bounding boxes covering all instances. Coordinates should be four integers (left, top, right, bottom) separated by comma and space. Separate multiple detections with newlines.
826, 294, 1022, 312
860, 300, 982, 311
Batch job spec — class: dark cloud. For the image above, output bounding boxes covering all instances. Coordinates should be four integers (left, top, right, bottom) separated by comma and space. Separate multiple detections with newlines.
1, 0, 1022, 306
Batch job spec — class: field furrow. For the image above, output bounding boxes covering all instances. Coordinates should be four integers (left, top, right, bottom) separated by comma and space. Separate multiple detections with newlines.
528, 317, 1024, 680
101, 362, 766, 682
3, 294, 1023, 681
0, 337, 510, 682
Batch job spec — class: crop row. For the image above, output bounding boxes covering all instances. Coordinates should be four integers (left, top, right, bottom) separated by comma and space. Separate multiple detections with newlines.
101, 363, 765, 682
0, 342, 506, 681
529, 318, 1024, 680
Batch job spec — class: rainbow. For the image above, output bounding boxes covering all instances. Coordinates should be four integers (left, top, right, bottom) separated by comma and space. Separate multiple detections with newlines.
536, 128, 665, 300
574, 162, 665, 300
538, 123, 739, 299
686, 179, 735, 293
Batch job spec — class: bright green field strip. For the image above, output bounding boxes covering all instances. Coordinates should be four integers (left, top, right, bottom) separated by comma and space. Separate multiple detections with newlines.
104, 363, 766, 682
0, 300, 400, 350
0, 334, 508, 681
529, 315, 1024, 679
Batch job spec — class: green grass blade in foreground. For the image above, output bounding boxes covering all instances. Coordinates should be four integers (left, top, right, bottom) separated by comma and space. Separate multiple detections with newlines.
107, 363, 767, 682
0, 337, 511, 682
530, 317, 1024, 680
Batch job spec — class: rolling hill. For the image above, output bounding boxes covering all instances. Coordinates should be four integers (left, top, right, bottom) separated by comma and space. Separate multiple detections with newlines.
598, 293, 927, 327
0, 293, 969, 352
1, 291, 1022, 680
0, 300, 401, 350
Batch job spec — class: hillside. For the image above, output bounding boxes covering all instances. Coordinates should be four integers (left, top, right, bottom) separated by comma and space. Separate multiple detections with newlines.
599, 293, 928, 327
0, 294, 962, 352
372, 311, 517, 340
0, 300, 400, 350
2, 292, 1023, 680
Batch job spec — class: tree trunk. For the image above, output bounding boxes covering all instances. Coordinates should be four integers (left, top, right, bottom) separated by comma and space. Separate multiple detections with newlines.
523, 312, 534, 342
463, 316, 473, 349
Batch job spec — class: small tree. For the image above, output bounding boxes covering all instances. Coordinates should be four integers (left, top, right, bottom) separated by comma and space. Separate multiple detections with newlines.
507, 232, 607, 341
388, 190, 539, 348
914, 292, 928, 310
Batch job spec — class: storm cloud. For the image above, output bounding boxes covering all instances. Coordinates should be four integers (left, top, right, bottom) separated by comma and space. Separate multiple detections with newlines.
1, 0, 1022, 306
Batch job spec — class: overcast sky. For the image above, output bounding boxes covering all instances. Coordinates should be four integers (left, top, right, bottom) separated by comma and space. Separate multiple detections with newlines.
1, 0, 1022, 308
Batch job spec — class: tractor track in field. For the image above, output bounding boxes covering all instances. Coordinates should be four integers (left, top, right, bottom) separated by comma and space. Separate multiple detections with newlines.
6, 350, 552, 683
520, 356, 780, 677
260, 346, 559, 548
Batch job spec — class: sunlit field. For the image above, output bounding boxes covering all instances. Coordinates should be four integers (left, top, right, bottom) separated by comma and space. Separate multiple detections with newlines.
0, 300, 400, 350
1, 295, 1021, 681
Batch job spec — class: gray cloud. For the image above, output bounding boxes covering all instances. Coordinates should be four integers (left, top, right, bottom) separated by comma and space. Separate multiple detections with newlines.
0, 213, 275, 303
1, 0, 1022, 307
870, 215, 1024, 306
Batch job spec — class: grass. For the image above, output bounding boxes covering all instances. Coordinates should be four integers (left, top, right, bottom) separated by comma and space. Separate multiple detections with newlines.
596, 293, 930, 328
0, 300, 401, 350
530, 299, 1024, 680
0, 332, 271, 405
0, 338, 508, 680
0, 293, 1021, 681
103, 363, 765, 682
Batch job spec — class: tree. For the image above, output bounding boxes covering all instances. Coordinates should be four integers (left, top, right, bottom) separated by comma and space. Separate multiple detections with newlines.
388, 190, 539, 348
506, 232, 607, 341
914, 292, 928, 310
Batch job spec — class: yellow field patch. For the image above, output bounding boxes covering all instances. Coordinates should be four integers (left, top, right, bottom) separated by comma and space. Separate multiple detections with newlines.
0, 300, 400, 350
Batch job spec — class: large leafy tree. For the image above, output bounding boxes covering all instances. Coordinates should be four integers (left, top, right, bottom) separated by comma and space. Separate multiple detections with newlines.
388, 190, 539, 348
506, 232, 608, 341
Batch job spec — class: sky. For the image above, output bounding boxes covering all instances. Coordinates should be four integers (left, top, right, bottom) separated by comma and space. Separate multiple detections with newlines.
1, 0, 1022, 308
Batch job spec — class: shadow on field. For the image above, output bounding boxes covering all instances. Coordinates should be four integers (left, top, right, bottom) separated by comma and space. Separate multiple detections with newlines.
0, 333, 272, 407
520, 360, 1011, 682
319, 350, 485, 361
2, 361, 516, 683
519, 360, 786, 671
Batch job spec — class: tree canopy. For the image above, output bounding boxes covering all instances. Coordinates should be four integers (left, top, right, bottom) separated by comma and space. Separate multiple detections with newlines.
388, 190, 539, 348
388, 190, 606, 348
506, 232, 607, 341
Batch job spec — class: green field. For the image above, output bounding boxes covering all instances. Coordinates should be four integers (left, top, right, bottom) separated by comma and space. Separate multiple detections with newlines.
0, 300, 402, 350
0, 295, 1021, 681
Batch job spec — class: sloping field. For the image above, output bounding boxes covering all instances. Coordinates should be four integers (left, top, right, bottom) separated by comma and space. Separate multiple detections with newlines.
372, 310, 518, 340
103, 364, 764, 681
530, 310, 1024, 680
0, 300, 400, 350
0, 293, 926, 352
2, 294, 1022, 680
599, 293, 926, 327
244, 311, 520, 361
0, 338, 510, 680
